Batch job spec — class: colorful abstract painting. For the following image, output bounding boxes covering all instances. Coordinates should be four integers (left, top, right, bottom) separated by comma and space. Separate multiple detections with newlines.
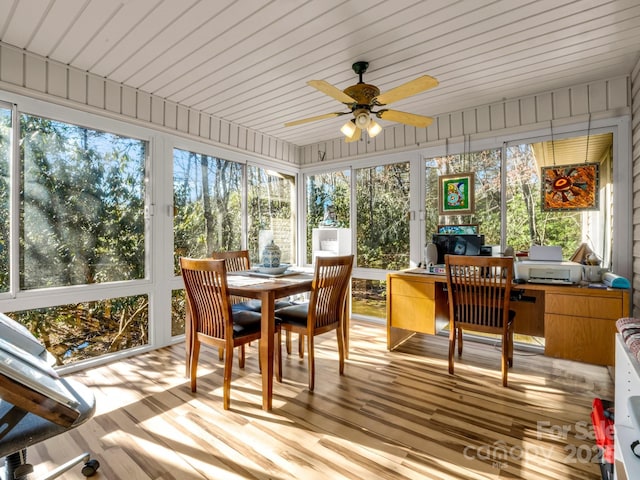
438, 173, 475, 215
541, 163, 599, 211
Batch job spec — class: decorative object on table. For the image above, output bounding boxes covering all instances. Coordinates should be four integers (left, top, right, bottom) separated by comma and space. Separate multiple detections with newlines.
255, 264, 290, 275
541, 162, 599, 211
437, 224, 478, 235
261, 240, 281, 268
438, 173, 475, 215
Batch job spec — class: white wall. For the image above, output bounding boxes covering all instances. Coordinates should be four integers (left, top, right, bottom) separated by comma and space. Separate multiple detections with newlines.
299, 76, 630, 165
0, 42, 297, 165
632, 57, 640, 316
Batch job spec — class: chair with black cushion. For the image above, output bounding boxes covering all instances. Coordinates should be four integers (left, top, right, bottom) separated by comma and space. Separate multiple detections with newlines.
210, 249, 294, 361
445, 254, 515, 387
275, 254, 353, 391
210, 250, 258, 312
180, 257, 263, 409
211, 249, 293, 313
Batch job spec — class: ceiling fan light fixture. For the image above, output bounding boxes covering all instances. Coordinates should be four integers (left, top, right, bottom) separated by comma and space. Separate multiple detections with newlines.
354, 111, 370, 129
367, 120, 382, 137
341, 120, 357, 137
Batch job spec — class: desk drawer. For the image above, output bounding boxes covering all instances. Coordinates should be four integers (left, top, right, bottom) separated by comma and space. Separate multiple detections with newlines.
545, 293, 622, 319
390, 277, 434, 298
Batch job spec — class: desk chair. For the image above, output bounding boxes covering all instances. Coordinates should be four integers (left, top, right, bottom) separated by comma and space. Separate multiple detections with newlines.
180, 257, 263, 409
0, 313, 98, 479
0, 379, 98, 480
275, 255, 353, 391
445, 254, 515, 387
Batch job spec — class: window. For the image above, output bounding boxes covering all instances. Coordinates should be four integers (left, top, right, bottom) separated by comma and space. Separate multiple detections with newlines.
247, 166, 296, 266
425, 149, 502, 248
356, 162, 410, 270
21, 114, 146, 289
173, 149, 242, 273
0, 105, 10, 293
305, 169, 350, 263
8, 295, 148, 366
505, 133, 613, 262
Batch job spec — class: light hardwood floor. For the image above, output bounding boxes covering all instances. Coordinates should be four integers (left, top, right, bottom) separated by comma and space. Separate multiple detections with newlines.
26, 320, 613, 479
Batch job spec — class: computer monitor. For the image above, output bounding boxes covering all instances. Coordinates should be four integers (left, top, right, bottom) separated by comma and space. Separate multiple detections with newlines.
431, 234, 485, 264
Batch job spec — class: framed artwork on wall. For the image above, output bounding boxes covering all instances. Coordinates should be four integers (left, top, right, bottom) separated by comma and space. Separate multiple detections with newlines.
541, 163, 600, 211
438, 173, 475, 215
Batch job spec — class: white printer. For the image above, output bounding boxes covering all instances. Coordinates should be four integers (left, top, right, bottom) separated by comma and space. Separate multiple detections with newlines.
514, 245, 583, 285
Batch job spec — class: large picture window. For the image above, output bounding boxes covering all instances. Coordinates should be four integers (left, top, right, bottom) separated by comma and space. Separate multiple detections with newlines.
356, 162, 410, 270
21, 114, 146, 289
0, 105, 10, 293
505, 133, 613, 263
305, 170, 350, 264
425, 149, 502, 248
173, 149, 242, 273
247, 166, 296, 266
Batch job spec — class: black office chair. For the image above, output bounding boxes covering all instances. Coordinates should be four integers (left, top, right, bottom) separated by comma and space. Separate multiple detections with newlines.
0, 313, 99, 479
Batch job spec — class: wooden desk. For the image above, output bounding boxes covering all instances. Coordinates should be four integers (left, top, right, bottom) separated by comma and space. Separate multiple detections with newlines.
227, 273, 313, 410
386, 270, 629, 365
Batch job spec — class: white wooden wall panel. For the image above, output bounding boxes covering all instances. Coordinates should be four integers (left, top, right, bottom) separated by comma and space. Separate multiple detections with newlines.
137, 91, 151, 122
299, 76, 631, 165
210, 118, 221, 142
0, 45, 296, 165
122, 87, 137, 119
163, 102, 177, 130
553, 89, 571, 118
246, 130, 255, 153
1, 47, 23, 86
220, 121, 230, 146
490, 103, 505, 131
631, 56, 640, 315
505, 100, 520, 128
449, 112, 463, 137
229, 125, 239, 149
48, 63, 67, 99
87, 76, 104, 109
590, 83, 607, 113
609, 77, 630, 109
536, 93, 553, 121
520, 97, 536, 125
176, 105, 189, 133
462, 110, 476, 135
151, 96, 164, 126
105, 81, 121, 114
571, 85, 589, 116
68, 70, 86, 104
25, 56, 46, 93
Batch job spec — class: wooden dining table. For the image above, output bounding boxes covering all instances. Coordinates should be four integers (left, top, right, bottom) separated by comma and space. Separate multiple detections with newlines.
226, 271, 314, 410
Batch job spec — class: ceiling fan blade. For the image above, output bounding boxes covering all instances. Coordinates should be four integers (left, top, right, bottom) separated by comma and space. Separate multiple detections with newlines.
284, 112, 344, 127
373, 75, 438, 106
377, 109, 434, 128
345, 126, 361, 143
308, 80, 357, 105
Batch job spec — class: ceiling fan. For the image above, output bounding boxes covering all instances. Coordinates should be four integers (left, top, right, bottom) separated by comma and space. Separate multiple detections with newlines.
284, 61, 438, 142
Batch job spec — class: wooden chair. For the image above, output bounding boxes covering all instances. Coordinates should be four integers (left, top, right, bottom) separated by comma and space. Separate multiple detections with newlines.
444, 254, 515, 387
275, 255, 353, 391
210, 250, 256, 311
179, 257, 262, 409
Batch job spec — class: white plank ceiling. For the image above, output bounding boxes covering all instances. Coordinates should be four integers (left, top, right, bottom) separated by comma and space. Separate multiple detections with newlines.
1, 0, 639, 148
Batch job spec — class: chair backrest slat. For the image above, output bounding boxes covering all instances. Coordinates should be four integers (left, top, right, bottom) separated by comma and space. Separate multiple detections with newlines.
180, 258, 232, 340
445, 255, 513, 332
210, 250, 251, 306
309, 255, 354, 329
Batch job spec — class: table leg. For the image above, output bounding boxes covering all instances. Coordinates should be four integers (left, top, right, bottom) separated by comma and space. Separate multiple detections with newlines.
260, 291, 276, 410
